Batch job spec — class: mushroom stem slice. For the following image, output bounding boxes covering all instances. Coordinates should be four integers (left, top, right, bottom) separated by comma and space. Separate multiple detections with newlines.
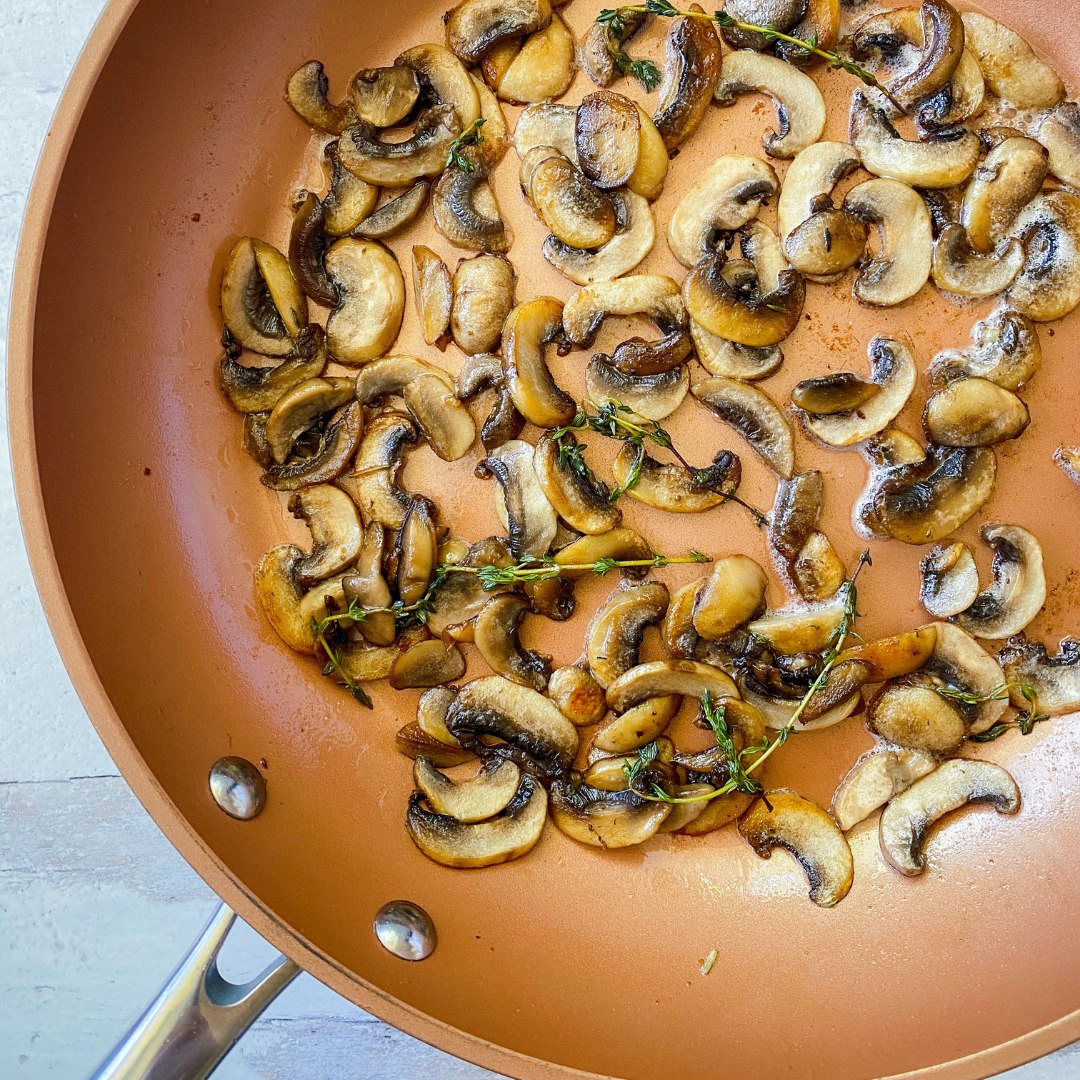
652, 4, 722, 150
549, 782, 671, 847
691, 377, 795, 479
838, 625, 937, 682
879, 759, 1021, 876
739, 791, 854, 907
998, 635, 1080, 715
474, 594, 552, 692
413, 756, 521, 823
832, 750, 937, 832
954, 524, 1046, 640
604, 659, 738, 713
501, 297, 576, 428
407, 773, 548, 867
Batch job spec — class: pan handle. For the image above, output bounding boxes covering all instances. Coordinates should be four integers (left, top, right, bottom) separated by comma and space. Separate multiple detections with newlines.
88, 902, 300, 1080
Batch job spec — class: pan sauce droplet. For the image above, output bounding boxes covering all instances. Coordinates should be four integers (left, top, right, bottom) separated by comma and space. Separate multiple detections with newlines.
208, 756, 266, 820
374, 900, 437, 961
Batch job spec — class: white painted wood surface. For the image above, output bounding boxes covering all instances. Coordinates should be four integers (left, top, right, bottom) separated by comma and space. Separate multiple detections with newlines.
0, 3, 1078, 1078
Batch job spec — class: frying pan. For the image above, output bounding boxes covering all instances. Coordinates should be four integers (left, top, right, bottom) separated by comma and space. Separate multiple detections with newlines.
10, 0, 1080, 1075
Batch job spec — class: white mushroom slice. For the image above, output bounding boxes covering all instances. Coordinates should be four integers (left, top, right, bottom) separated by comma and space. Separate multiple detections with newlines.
604, 659, 738, 713
416, 686, 460, 747
1055, 445, 1080, 486
549, 783, 670, 847
923, 375, 1029, 448
667, 155, 780, 269
850, 93, 980, 189
475, 594, 552, 691
1036, 103, 1080, 190
256, 545, 317, 654
288, 485, 363, 586
585, 360, 689, 423
739, 791, 854, 907
844, 179, 932, 307
501, 297, 576, 428
799, 337, 916, 448
961, 137, 1048, 254
879, 759, 1021, 876
838, 625, 938, 682
738, 675, 861, 733
833, 750, 937, 832
920, 542, 979, 618
406, 773, 547, 868
497, 11, 575, 104
693, 555, 768, 641
336, 412, 417, 529
552, 528, 651, 578
915, 49, 985, 133
929, 309, 1041, 392
562, 274, 686, 347
412, 247, 452, 347
953, 524, 1046, 640
586, 581, 670, 688
395, 45, 481, 131
853, 428, 928, 539
547, 666, 608, 726
713, 51, 826, 159
469, 73, 510, 168
324, 238, 405, 365
931, 226, 1024, 299
691, 377, 795, 479
924, 621, 1009, 733
484, 440, 558, 560
402, 374, 477, 461
265, 376, 356, 464
513, 102, 578, 163
544, 189, 655, 285
1008, 192, 1080, 323
960, 12, 1064, 111
998, 635, 1080, 715
444, 0, 552, 66
768, 470, 822, 563
451, 254, 515, 356
778, 142, 861, 242
792, 533, 845, 603
690, 321, 783, 380
413, 756, 521, 824
747, 591, 847, 656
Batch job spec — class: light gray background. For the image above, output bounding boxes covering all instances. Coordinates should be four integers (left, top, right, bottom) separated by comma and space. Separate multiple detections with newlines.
1, 3, 1078, 1078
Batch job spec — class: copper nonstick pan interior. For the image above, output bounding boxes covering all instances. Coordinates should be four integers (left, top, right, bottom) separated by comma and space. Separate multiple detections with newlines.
10, 0, 1080, 1076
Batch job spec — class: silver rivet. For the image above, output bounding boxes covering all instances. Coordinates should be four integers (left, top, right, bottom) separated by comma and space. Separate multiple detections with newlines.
209, 757, 266, 820
374, 901, 436, 961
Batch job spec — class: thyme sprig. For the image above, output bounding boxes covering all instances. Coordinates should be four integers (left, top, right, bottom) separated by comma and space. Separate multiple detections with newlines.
597, 1, 906, 113
313, 612, 374, 709
933, 682, 1050, 742
596, 9, 662, 91
447, 118, 486, 173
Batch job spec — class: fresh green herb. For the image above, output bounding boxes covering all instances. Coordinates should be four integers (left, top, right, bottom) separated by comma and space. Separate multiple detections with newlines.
700, 949, 718, 976
447, 118, 486, 173
597, 8, 662, 91
312, 615, 373, 709
622, 739, 660, 790
940, 682, 1051, 741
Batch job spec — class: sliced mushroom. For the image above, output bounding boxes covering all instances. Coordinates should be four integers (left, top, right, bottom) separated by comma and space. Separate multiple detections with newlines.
914, 48, 985, 134
347, 65, 420, 128
593, 696, 682, 753
838, 625, 937, 681
221, 238, 307, 357
737, 674, 862, 732
288, 485, 363, 587
389, 639, 466, 690
398, 722, 476, 767
413, 756, 521, 824
713, 51, 826, 159
394, 496, 438, 607
218, 325, 329, 414
444, 0, 552, 65
446, 675, 579, 776
585, 360, 689, 424
336, 412, 417, 529
497, 10, 575, 103
998, 635, 1080, 715
850, 93, 980, 190
1036, 102, 1080, 190
261, 400, 364, 490
919, 542, 978, 619
867, 680, 965, 754
549, 782, 670, 847
321, 141, 379, 237
799, 337, 917, 449
547, 665, 608, 726
604, 659, 738, 714
501, 297, 576, 428
265, 377, 355, 465
576, 91, 641, 190
960, 12, 1064, 111
473, 594, 551, 692
667, 155, 780, 269
342, 525, 396, 646
791, 374, 879, 417
768, 471, 823, 562
961, 137, 1048, 256
691, 377, 795, 479
678, 790, 754, 835
580, 13, 648, 88
527, 152, 617, 250
930, 308, 1041, 392
544, 189, 656, 285
338, 104, 462, 187
886, 0, 965, 110
286, 60, 351, 134
415, 686, 461, 745
773, 0, 839, 64
323, 238, 404, 365
879, 759, 1020, 876
433, 157, 510, 254
425, 536, 515, 635
747, 591, 847, 656
255, 545, 317, 654
853, 428, 928, 539
455, 352, 524, 451
1055, 445, 1080, 487
720, 0, 804, 49
402, 374, 476, 461
692, 556, 768, 642
832, 750, 937, 832
534, 431, 620, 535
931, 225, 1024, 298
451, 254, 515, 355
611, 444, 735, 514
923, 375, 1029, 448
843, 178, 933, 306
923, 620, 1009, 732
407, 772, 547, 867
562, 274, 686, 349
289, 192, 337, 307
355, 355, 454, 404
792, 532, 845, 602
352, 182, 429, 240
652, 4, 722, 150
513, 103, 578, 163
586, 582, 670, 688
552, 528, 652, 579
484, 440, 558, 559
739, 791, 854, 907
690, 322, 783, 381
397, 42, 481, 129
609, 329, 692, 377
1008, 192, 1080, 323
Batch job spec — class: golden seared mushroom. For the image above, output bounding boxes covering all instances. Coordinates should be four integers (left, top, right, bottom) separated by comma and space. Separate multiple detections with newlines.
425, 537, 516, 635
296, 571, 349, 630
474, 594, 552, 692
484, 439, 558, 559
218, 325, 329, 414
390, 639, 467, 690
451, 254, 515, 355
719, 0, 803, 49
549, 782, 670, 847
343, 526, 396, 646
931, 225, 1024, 299
692, 377, 795, 479
1008, 192, 1080, 323
544, 190, 656, 286
552, 527, 652, 579
575, 91, 642, 190
242, 413, 273, 468
1037, 103, 1080, 190
867, 680, 965, 755
348, 65, 420, 128
605, 659, 737, 714
747, 590, 847, 656
265, 377, 356, 465
501, 297, 576, 428
398, 723, 476, 768
338, 104, 462, 186
433, 155, 510, 254
609, 329, 692, 377
562, 274, 687, 348
652, 3, 721, 149
886, 0, 965, 110
960, 12, 1064, 110
324, 238, 404, 365
923, 375, 1029, 447
513, 103, 578, 162
447, 675, 579, 776
286, 60, 352, 134
586, 361, 689, 424
838, 625, 938, 682
594, 696, 682, 754
403, 374, 477, 461
1055, 445, 1080, 486
791, 532, 845, 603
416, 686, 461, 745
407, 772, 547, 867
951, 524, 1046, 640
288, 485, 363, 586
930, 309, 1041, 392
798, 338, 917, 449
961, 137, 1048, 254
737, 668, 863, 732
456, 353, 524, 450
495, 11, 574, 104
692, 556, 768, 641
667, 155, 780, 269
739, 791, 854, 907
394, 495, 438, 606
469, 74, 510, 168
852, 428, 928, 539
914, 48, 985, 134
791, 374, 879, 418
397, 42, 481, 128
534, 432, 620, 535
923, 620, 1009, 733
413, 756, 521, 824
527, 151, 616, 250
289, 192, 337, 307
336, 412, 418, 529
445, 0, 551, 65
321, 141, 379, 237
547, 665, 608, 726
412, 246, 452, 348
873, 444, 997, 545
879, 759, 1021, 876
691, 322, 783, 381
586, 582, 670, 688
353, 182, 430, 240
919, 542, 978, 619
221, 238, 307, 357
677, 790, 753, 835
611, 444, 737, 514
843, 178, 933, 307
999, 635, 1080, 715
713, 51, 826, 160
832, 750, 937, 832
625, 105, 669, 202
662, 580, 704, 659
256, 545, 317, 654
355, 355, 455, 404
262, 401, 364, 491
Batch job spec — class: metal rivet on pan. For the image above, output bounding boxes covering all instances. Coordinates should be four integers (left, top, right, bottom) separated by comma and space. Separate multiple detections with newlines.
209, 756, 267, 820
374, 901, 436, 961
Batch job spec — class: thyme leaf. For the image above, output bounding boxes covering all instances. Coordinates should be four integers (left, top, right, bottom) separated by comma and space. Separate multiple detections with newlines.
446, 118, 486, 173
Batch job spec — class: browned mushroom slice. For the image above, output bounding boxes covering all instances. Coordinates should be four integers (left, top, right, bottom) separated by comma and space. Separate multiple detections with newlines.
242, 412, 272, 468
455, 352, 524, 451
513, 103, 578, 163
497, 11, 575, 103
221, 238, 307, 357
914, 48, 985, 134
923, 375, 1029, 448
930, 309, 1041, 392
838, 625, 937, 682
605, 659, 737, 713
397, 721, 476, 767
924, 621, 1009, 734
407, 773, 547, 867
960, 12, 1064, 110
352, 182, 429, 240
998, 635, 1080, 715
527, 152, 616, 251
413, 756, 520, 824
611, 444, 733, 514
347, 65, 420, 128
931, 225, 1024, 299
265, 377, 355, 465
866, 679, 963, 755
586, 582, 669, 688
394, 496, 438, 606
690, 322, 783, 381
286, 60, 352, 134
425, 537, 515, 635
501, 297, 576, 428
403, 374, 477, 462
256, 545, 317, 654
1037, 102, 1080, 190
336, 412, 418, 529
585, 360, 689, 424
772, 0, 839, 63
390, 639, 466, 689
355, 355, 454, 405
218, 325, 329, 414
747, 591, 847, 656
879, 759, 1020, 876
289, 192, 337, 306
738, 675, 862, 733
412, 246, 452, 349
580, 13, 648, 87
321, 141, 379, 237
576, 91, 641, 190
547, 665, 608, 726
324, 238, 405, 365
852, 428, 928, 539
961, 137, 1048, 254
552, 528, 652, 579
719, 0, 803, 50
832, 750, 937, 832
288, 485, 363, 587
445, 0, 551, 65
652, 4, 721, 150
342, 526, 395, 646
433, 156, 510, 254
549, 782, 669, 847
661, 580, 703, 659
451, 254, 515, 356
678, 790, 754, 835
886, 0, 965, 110
534, 431, 620, 535
739, 791, 854, 907
338, 105, 462, 187
769, 471, 823, 561
562, 274, 686, 348
609, 329, 692, 377
474, 594, 552, 692
484, 439, 558, 559
1008, 192, 1080, 323
1055, 445, 1080, 487
791, 533, 845, 602
692, 556, 768, 641
594, 696, 682, 754
692, 377, 795, 480
262, 401, 364, 491
396, 43, 481, 130
791, 375, 879, 417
